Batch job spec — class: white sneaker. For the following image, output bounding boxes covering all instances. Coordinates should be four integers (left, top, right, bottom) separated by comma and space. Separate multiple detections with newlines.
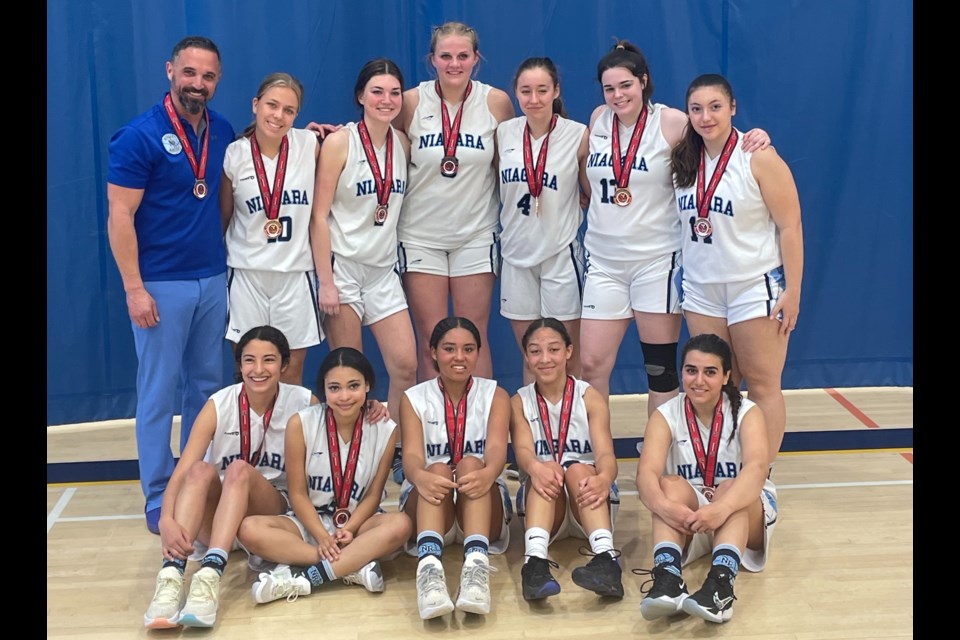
455, 552, 496, 615
143, 567, 185, 629
251, 565, 312, 604
416, 557, 455, 620
343, 560, 385, 593
178, 567, 221, 628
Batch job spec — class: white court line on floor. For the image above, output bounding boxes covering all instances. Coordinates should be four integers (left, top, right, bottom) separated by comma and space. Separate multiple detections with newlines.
774, 480, 913, 490
48, 479, 912, 530
47, 487, 75, 534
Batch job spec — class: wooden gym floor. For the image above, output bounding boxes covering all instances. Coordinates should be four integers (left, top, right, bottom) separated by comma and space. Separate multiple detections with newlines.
47, 387, 913, 639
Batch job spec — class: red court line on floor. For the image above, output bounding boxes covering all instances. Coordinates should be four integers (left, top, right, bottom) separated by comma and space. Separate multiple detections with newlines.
901, 452, 912, 464
824, 388, 880, 428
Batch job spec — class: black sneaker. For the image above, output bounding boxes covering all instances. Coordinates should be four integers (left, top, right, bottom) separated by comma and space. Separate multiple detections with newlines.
520, 556, 561, 601
505, 462, 520, 480
633, 564, 689, 620
681, 565, 737, 623
570, 548, 624, 598
391, 448, 404, 485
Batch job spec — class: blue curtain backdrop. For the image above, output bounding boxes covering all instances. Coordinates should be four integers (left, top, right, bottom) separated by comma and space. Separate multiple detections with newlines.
46, 0, 913, 425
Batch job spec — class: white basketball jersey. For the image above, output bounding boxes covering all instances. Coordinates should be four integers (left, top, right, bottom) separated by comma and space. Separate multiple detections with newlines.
202, 382, 315, 491
656, 393, 759, 487
584, 103, 680, 262
403, 376, 499, 466
516, 378, 595, 467
399, 80, 500, 250
328, 122, 408, 267
497, 116, 586, 268
674, 127, 782, 284
297, 403, 397, 512
223, 128, 318, 271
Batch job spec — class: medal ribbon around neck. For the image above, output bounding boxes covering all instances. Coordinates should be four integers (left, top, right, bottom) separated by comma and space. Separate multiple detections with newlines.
163, 92, 210, 195
325, 405, 366, 512
696, 128, 739, 222
683, 395, 724, 489
523, 113, 558, 216
534, 375, 576, 464
438, 376, 474, 465
357, 120, 394, 224
237, 385, 277, 467
611, 106, 648, 189
249, 132, 290, 226
436, 80, 473, 164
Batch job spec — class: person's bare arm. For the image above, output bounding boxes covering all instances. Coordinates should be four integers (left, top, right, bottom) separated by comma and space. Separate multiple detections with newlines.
106, 183, 157, 328
309, 129, 349, 316
753, 147, 803, 334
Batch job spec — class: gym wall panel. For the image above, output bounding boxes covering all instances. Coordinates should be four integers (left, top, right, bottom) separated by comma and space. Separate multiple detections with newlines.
46, 0, 913, 424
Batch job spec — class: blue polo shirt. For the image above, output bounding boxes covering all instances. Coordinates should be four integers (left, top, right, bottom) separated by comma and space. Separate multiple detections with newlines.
108, 95, 236, 281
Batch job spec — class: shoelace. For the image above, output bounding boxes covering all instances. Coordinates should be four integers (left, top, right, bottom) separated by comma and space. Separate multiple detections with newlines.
188, 570, 218, 603
416, 564, 447, 599
263, 571, 303, 603
699, 571, 737, 606
631, 564, 675, 596
154, 572, 182, 605
342, 566, 367, 587
462, 560, 498, 592
285, 584, 302, 603
577, 545, 623, 565
524, 555, 560, 578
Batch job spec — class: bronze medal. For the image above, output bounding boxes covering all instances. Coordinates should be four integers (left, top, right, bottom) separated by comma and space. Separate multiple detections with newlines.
333, 508, 351, 529
694, 129, 740, 242
325, 406, 365, 533
613, 187, 632, 207
263, 219, 283, 239
610, 109, 647, 209
374, 204, 389, 226
694, 217, 713, 238
440, 155, 459, 178
683, 396, 725, 502
163, 94, 210, 203
357, 121, 394, 227
250, 133, 290, 242
436, 80, 473, 180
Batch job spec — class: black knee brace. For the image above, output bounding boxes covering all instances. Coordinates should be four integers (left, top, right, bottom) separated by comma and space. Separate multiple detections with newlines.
639, 341, 679, 392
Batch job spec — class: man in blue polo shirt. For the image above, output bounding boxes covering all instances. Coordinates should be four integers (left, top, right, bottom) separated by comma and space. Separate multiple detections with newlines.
107, 35, 236, 536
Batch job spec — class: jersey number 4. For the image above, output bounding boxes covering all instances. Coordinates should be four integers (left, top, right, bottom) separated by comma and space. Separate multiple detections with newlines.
517, 193, 532, 216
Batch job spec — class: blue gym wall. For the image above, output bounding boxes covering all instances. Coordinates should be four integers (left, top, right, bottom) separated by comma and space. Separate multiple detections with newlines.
46, 0, 913, 425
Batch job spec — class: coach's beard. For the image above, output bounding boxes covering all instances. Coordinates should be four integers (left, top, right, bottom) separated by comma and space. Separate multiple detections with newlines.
178, 88, 208, 115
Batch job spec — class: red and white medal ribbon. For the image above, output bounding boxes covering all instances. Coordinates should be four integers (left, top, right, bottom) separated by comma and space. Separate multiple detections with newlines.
610, 106, 648, 206
683, 395, 724, 500
237, 385, 277, 467
250, 132, 290, 239
534, 375, 575, 464
357, 120, 394, 226
522, 114, 558, 216
163, 92, 210, 199
325, 406, 365, 528
438, 376, 474, 465
436, 80, 473, 177
694, 129, 738, 238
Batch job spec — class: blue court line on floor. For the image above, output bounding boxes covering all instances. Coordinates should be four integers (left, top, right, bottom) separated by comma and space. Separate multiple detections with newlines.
47, 428, 912, 484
